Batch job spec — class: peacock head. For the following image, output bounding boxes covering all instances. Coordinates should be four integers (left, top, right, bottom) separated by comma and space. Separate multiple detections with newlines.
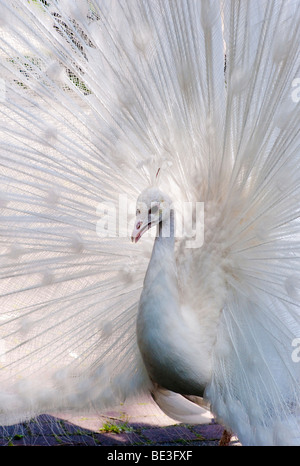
131, 187, 172, 243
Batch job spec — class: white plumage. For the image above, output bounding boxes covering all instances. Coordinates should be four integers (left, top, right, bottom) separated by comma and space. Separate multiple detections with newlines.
0, 0, 299, 446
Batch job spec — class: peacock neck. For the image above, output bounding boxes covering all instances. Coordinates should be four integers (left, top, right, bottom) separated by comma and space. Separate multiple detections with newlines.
140, 207, 175, 300
153, 208, 175, 254
143, 209, 175, 287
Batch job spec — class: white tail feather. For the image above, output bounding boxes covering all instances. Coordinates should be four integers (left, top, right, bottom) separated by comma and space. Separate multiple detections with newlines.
151, 387, 213, 425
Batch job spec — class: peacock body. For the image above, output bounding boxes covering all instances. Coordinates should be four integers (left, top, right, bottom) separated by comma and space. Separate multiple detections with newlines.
0, 0, 299, 446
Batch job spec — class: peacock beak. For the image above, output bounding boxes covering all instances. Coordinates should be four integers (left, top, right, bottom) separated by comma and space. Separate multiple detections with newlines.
131, 220, 143, 243
131, 219, 150, 243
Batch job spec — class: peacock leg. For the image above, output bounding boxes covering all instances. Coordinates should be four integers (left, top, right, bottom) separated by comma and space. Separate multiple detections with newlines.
219, 429, 232, 446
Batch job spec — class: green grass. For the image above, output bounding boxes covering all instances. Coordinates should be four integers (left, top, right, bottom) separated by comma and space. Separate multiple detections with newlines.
53, 433, 63, 444
99, 420, 134, 434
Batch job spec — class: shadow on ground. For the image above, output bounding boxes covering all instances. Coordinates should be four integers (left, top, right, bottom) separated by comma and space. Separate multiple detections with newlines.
0, 398, 241, 446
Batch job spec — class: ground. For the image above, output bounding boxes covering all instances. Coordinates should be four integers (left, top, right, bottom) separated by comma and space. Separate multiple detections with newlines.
0, 396, 241, 446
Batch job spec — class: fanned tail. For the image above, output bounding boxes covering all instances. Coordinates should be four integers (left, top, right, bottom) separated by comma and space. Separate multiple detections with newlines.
0, 0, 156, 424
202, 0, 300, 446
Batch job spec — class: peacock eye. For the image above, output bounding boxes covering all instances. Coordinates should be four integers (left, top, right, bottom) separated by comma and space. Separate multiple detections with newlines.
149, 205, 159, 215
